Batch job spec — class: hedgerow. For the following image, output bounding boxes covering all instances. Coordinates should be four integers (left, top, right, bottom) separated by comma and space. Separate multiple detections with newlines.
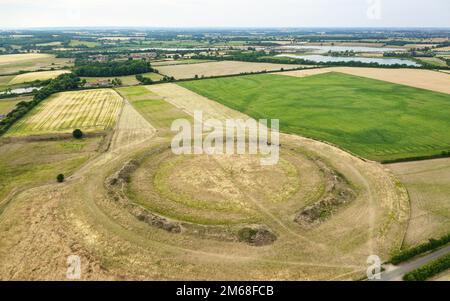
390, 233, 450, 265
403, 253, 450, 281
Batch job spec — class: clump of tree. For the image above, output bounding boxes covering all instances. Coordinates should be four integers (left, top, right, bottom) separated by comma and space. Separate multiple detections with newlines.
0, 73, 82, 136
135, 74, 153, 85
56, 174, 65, 183
162, 76, 175, 82
72, 129, 83, 139
74, 59, 153, 77
111, 78, 122, 86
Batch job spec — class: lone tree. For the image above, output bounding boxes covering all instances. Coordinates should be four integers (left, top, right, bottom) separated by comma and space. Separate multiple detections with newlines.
57, 174, 65, 183
72, 129, 83, 139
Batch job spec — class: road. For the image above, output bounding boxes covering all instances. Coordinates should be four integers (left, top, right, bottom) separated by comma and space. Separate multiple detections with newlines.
376, 245, 450, 281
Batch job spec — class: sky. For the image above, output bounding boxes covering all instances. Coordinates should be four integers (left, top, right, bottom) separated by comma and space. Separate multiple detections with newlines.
0, 0, 449, 28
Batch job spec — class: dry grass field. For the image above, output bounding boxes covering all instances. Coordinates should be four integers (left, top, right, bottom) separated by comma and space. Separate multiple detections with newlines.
0, 81, 409, 280
0, 75, 15, 91
387, 158, 450, 247
280, 67, 450, 94
9, 70, 71, 84
6, 89, 123, 137
0, 53, 52, 65
435, 46, 450, 52
0, 95, 32, 115
152, 59, 215, 66
0, 54, 72, 75
156, 60, 304, 79
0, 138, 102, 206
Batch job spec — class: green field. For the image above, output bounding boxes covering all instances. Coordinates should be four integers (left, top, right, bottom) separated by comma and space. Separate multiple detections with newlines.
0, 138, 101, 204
0, 95, 32, 115
69, 39, 100, 48
179, 72, 450, 162
116, 86, 190, 133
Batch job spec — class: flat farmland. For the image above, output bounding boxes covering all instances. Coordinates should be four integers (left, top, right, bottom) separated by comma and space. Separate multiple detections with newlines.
152, 59, 215, 66
387, 158, 450, 247
179, 72, 450, 162
280, 67, 450, 94
0, 75, 15, 91
0, 53, 52, 65
9, 70, 71, 84
6, 89, 123, 137
82, 75, 139, 86
82, 72, 162, 86
0, 53, 73, 75
157, 60, 304, 79
117, 86, 190, 134
0, 95, 33, 115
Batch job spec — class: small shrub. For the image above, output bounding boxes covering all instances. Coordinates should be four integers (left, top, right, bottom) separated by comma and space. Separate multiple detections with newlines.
72, 129, 83, 139
57, 174, 65, 183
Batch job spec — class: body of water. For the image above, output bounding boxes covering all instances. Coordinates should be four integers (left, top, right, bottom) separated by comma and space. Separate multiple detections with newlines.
277, 54, 420, 66
0, 86, 41, 95
278, 45, 403, 53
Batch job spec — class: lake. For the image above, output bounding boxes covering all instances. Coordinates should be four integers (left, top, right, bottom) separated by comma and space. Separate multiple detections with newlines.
277, 54, 420, 66
278, 45, 404, 53
0, 86, 41, 95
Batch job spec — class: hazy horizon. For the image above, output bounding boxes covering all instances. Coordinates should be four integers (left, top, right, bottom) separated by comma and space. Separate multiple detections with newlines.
1, 0, 449, 29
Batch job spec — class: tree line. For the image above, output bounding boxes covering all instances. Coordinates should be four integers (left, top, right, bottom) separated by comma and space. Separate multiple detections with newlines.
74, 59, 153, 77
390, 232, 450, 265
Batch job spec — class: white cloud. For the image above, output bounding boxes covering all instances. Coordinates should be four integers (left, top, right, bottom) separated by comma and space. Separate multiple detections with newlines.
0, 0, 449, 28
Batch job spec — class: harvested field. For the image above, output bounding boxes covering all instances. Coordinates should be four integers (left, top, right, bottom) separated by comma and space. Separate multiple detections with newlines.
0, 53, 53, 65
6, 89, 123, 137
280, 67, 450, 94
0, 95, 32, 115
180, 72, 450, 162
435, 46, 450, 52
9, 70, 71, 84
387, 158, 450, 247
152, 59, 214, 66
0, 75, 15, 91
0, 54, 72, 75
156, 60, 304, 79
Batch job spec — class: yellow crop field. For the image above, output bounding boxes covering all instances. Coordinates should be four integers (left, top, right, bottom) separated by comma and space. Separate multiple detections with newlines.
6, 89, 123, 137
9, 70, 71, 84
157, 60, 304, 79
0, 53, 53, 65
